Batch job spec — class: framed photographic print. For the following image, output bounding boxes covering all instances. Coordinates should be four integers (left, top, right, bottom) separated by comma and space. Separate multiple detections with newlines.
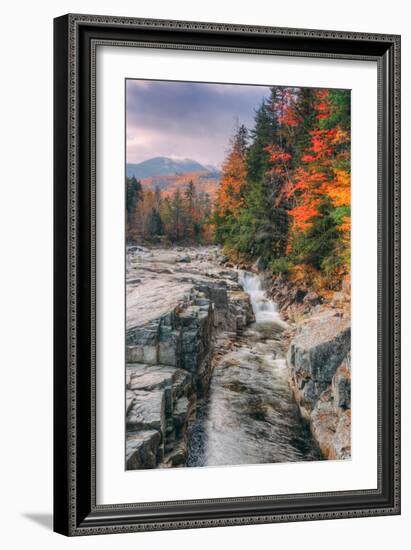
53, 14, 401, 536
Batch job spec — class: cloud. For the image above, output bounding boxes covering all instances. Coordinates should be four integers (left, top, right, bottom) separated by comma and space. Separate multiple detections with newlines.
126, 79, 270, 167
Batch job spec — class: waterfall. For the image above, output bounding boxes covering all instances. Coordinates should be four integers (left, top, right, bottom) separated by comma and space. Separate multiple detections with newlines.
239, 271, 281, 323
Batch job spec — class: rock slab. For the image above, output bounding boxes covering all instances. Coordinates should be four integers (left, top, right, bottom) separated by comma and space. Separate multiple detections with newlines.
287, 313, 351, 459
125, 246, 255, 469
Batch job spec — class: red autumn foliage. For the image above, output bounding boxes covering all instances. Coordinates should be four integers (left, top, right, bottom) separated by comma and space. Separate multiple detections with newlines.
274, 88, 302, 126
285, 90, 350, 234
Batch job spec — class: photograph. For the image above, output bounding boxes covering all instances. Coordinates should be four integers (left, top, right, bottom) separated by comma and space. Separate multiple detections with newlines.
125, 79, 352, 470
51, 11, 401, 536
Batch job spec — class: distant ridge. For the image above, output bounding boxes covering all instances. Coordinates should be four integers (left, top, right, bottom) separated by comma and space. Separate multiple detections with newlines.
126, 156, 218, 179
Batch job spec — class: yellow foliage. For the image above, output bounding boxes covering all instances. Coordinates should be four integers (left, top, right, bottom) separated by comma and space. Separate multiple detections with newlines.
328, 169, 350, 208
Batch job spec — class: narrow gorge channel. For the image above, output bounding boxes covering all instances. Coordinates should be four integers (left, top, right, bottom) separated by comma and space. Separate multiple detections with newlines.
186, 270, 322, 467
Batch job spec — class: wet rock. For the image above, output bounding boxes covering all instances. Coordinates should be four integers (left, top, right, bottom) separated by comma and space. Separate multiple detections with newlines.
173, 396, 195, 431
228, 290, 255, 333
252, 257, 266, 272
171, 368, 193, 400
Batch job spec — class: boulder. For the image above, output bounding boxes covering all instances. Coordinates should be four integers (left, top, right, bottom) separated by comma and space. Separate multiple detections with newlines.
287, 313, 350, 416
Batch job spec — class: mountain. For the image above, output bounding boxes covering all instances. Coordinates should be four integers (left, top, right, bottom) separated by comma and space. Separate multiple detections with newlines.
204, 164, 220, 176
126, 157, 217, 179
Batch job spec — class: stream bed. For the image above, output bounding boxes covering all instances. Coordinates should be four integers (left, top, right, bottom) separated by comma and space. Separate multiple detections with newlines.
186, 271, 322, 467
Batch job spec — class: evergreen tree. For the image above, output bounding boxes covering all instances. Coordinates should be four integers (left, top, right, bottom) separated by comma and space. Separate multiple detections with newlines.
246, 99, 277, 184
126, 176, 143, 241
146, 207, 164, 237
183, 180, 197, 240
169, 189, 184, 242
185, 180, 196, 215
216, 91, 292, 262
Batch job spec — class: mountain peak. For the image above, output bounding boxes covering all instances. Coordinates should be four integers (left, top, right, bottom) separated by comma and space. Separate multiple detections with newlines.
127, 157, 218, 179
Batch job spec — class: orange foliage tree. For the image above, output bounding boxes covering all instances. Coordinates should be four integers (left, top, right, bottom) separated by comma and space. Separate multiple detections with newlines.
276, 88, 351, 275
216, 124, 248, 217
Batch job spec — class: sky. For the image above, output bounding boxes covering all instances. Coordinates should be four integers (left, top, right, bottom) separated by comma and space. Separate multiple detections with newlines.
126, 79, 271, 169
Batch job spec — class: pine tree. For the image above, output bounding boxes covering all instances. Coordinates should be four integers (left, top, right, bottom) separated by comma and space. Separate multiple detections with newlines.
169, 189, 184, 242
182, 180, 197, 240
246, 99, 277, 184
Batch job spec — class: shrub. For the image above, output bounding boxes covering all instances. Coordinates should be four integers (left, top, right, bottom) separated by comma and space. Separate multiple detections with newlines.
269, 257, 292, 277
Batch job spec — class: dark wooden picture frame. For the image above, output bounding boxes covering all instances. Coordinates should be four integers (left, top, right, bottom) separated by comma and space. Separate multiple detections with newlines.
53, 14, 401, 536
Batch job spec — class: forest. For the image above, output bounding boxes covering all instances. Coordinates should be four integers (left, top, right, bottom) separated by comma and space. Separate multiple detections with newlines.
126, 178, 214, 244
126, 85, 350, 290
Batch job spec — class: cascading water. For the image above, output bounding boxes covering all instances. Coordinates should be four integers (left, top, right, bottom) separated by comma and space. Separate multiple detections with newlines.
186, 270, 322, 467
239, 271, 286, 324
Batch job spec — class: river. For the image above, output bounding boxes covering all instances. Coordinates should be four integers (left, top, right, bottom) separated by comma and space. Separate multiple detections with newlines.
186, 270, 322, 466
126, 245, 324, 469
